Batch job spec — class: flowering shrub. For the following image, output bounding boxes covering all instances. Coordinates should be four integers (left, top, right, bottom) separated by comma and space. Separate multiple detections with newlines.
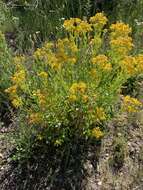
5, 13, 143, 156
122, 95, 142, 113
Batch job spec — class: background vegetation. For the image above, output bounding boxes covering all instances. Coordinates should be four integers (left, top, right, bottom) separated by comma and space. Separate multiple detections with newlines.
1, 0, 143, 52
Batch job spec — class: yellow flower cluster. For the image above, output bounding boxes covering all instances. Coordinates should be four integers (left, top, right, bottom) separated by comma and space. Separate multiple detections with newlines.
110, 37, 133, 55
120, 56, 137, 75
68, 94, 78, 102
89, 106, 106, 122
69, 82, 88, 103
89, 12, 108, 29
5, 67, 26, 108
90, 68, 97, 78
33, 48, 47, 60
33, 42, 54, 62
11, 70, 26, 85
63, 18, 82, 32
69, 41, 78, 53
38, 71, 48, 79
11, 97, 23, 108
123, 96, 142, 113
95, 107, 106, 121
5, 85, 17, 94
13, 56, 26, 64
75, 21, 92, 34
92, 54, 108, 64
119, 54, 143, 76
110, 22, 133, 56
5, 85, 23, 108
29, 112, 43, 124
92, 54, 112, 71
49, 55, 62, 71
63, 12, 107, 34
91, 127, 104, 139
64, 18, 92, 34
34, 38, 78, 70
56, 39, 68, 63
110, 22, 132, 38
56, 38, 78, 64
68, 57, 77, 64
34, 45, 62, 71
69, 82, 87, 94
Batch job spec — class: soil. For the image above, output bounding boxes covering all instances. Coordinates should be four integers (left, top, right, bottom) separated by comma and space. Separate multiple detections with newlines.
0, 111, 143, 190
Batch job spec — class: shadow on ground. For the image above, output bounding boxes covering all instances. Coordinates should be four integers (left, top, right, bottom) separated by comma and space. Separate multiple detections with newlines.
0, 139, 101, 190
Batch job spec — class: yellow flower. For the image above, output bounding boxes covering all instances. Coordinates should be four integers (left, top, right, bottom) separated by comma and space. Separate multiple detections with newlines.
69, 41, 78, 53
64, 18, 92, 34
89, 12, 108, 29
69, 82, 87, 94
62, 38, 70, 44
110, 37, 133, 48
90, 12, 107, 25
5, 85, 17, 95
123, 96, 142, 113
12, 96, 23, 108
78, 82, 87, 93
92, 54, 108, 64
38, 71, 48, 78
13, 56, 26, 65
51, 62, 61, 71
57, 39, 65, 51
33, 48, 46, 60
110, 23, 133, 56
29, 112, 42, 124
63, 18, 81, 32
120, 56, 137, 75
82, 95, 89, 103
68, 94, 77, 102
47, 54, 62, 70
95, 107, 106, 121
103, 63, 112, 71
5, 86, 23, 108
124, 96, 142, 106
91, 127, 104, 139
91, 55, 112, 71
75, 21, 92, 34
110, 22, 132, 38
68, 57, 77, 64
110, 37, 133, 55
69, 83, 78, 94
47, 54, 58, 65
90, 69, 97, 78
43, 42, 53, 49
11, 70, 26, 85
56, 52, 68, 64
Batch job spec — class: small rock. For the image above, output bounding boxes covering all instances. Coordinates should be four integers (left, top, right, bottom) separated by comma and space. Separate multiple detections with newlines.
0, 153, 3, 158
98, 181, 102, 186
